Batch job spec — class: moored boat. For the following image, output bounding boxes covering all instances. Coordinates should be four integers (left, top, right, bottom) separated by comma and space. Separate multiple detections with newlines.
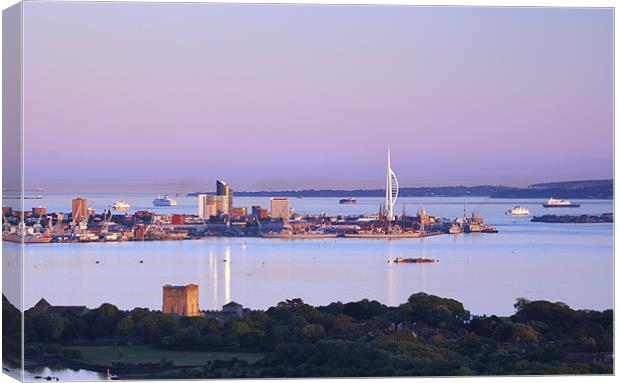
392, 257, 436, 263
261, 231, 337, 239
3, 232, 52, 243
344, 231, 423, 239
448, 221, 462, 234
464, 211, 485, 232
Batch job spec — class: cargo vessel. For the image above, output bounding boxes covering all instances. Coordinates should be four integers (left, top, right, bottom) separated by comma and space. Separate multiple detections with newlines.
339, 197, 357, 204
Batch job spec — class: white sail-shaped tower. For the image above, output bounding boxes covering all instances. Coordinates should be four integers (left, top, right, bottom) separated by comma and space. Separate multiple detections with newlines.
385, 147, 399, 221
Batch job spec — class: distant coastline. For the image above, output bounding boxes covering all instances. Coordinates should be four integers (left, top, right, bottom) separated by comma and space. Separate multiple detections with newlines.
188, 179, 613, 200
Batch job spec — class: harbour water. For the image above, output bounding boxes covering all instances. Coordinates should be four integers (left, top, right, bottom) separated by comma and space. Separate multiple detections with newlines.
4, 195, 614, 316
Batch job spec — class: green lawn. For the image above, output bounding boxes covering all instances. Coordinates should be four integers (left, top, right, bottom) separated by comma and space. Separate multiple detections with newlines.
66, 345, 265, 366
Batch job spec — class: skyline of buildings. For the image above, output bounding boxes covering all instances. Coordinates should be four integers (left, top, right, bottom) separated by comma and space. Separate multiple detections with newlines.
198, 181, 235, 219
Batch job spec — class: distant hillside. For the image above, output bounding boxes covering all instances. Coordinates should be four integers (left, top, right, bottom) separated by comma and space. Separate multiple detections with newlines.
194, 185, 515, 198
528, 179, 612, 190
188, 180, 612, 200
490, 179, 613, 199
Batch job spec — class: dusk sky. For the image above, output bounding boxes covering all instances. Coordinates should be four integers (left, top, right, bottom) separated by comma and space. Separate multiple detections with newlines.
22, 3, 613, 192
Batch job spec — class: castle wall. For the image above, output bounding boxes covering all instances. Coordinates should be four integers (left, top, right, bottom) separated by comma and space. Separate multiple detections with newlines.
162, 284, 200, 317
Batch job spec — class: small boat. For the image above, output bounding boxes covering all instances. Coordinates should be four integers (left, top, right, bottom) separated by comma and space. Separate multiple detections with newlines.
448, 221, 462, 234
506, 206, 531, 216
339, 197, 357, 204
543, 197, 580, 208
392, 257, 436, 264
112, 201, 130, 211
482, 226, 498, 233
153, 195, 177, 207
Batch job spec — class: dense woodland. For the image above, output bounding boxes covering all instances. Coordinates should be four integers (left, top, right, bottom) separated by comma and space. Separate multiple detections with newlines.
3, 292, 613, 377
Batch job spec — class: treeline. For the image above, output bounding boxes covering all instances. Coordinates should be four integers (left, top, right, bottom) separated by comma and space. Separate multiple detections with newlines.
7, 293, 614, 377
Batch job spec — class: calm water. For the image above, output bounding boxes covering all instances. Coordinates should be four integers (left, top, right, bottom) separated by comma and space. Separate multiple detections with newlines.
3, 195, 614, 316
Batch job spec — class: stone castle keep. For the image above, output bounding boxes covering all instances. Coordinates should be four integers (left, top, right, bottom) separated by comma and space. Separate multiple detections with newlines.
162, 284, 200, 317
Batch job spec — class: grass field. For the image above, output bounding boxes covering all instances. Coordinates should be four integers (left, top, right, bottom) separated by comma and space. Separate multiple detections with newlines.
66, 345, 265, 366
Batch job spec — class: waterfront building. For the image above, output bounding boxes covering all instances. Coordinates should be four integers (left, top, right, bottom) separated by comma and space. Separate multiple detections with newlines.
231, 207, 248, 217
252, 205, 269, 221
216, 180, 233, 214
32, 206, 47, 217
206, 205, 217, 218
198, 194, 208, 219
270, 198, 289, 219
198, 194, 218, 219
2, 206, 12, 217
384, 148, 399, 221
171, 214, 187, 225
215, 195, 229, 215
162, 284, 200, 317
71, 197, 89, 223
208, 195, 218, 218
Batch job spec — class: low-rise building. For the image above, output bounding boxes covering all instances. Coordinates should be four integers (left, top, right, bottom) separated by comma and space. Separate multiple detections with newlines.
203, 301, 246, 322
34, 298, 89, 318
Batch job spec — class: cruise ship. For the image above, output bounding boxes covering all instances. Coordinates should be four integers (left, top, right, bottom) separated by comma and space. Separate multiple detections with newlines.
153, 195, 177, 207
506, 206, 531, 216
542, 197, 580, 208
112, 201, 130, 211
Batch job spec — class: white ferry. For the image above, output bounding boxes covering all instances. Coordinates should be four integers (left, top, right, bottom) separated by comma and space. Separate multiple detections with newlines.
153, 195, 177, 207
506, 206, 531, 216
112, 201, 130, 211
542, 197, 580, 208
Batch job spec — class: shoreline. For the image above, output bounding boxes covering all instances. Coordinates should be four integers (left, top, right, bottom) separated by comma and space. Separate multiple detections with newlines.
3, 230, 492, 244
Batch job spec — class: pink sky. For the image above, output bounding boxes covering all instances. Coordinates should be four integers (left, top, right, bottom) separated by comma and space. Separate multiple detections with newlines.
19, 3, 613, 192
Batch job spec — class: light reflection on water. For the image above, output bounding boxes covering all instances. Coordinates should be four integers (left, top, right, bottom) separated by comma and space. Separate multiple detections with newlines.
3, 197, 612, 317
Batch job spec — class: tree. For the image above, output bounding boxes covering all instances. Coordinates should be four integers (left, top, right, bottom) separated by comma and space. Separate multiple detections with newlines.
115, 316, 135, 341
514, 297, 530, 312
301, 324, 325, 341
329, 314, 354, 338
